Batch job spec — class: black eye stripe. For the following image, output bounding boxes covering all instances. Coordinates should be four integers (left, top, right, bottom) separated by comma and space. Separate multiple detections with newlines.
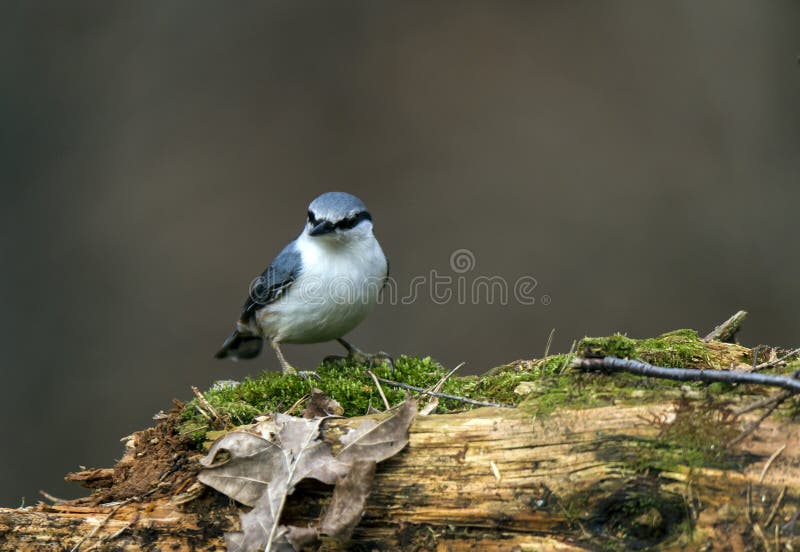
307, 211, 317, 225
334, 211, 372, 230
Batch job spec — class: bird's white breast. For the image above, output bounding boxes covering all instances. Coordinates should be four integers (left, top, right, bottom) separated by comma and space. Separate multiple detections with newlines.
257, 231, 387, 344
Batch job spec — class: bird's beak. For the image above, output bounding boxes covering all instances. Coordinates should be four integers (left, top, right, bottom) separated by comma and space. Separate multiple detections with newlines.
309, 220, 335, 236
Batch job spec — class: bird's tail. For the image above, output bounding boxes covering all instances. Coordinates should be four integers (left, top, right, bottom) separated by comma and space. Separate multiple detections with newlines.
214, 330, 264, 361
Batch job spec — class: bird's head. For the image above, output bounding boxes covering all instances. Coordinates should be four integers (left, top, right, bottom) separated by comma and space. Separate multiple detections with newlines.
304, 192, 374, 244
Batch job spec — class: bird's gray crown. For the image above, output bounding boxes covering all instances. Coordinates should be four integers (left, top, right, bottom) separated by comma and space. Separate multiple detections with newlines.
307, 191, 369, 222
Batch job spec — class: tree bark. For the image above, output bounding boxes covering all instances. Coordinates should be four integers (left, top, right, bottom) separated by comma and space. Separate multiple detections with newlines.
1, 400, 799, 551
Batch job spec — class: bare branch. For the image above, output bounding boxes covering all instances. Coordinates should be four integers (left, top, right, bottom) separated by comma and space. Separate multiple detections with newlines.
754, 347, 800, 372
374, 377, 511, 408
704, 310, 748, 342
573, 356, 800, 393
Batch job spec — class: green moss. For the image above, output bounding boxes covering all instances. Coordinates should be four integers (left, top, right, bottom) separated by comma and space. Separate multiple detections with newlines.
180, 355, 485, 442
637, 330, 711, 367
579, 333, 638, 360
179, 326, 778, 444
578, 329, 713, 368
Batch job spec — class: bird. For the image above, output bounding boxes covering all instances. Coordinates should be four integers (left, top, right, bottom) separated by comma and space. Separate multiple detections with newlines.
215, 191, 390, 376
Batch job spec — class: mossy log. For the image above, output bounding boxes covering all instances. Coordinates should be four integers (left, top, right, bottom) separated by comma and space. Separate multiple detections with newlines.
2, 400, 799, 551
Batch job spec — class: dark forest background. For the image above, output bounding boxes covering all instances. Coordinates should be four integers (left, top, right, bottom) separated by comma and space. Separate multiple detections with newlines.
1, 1, 798, 505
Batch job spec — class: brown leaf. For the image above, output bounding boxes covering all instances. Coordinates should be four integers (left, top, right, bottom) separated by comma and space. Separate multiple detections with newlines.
320, 461, 376, 542
302, 388, 343, 418
337, 398, 417, 464
285, 526, 319, 551
224, 488, 293, 552
198, 399, 417, 552
274, 413, 349, 485
197, 432, 281, 507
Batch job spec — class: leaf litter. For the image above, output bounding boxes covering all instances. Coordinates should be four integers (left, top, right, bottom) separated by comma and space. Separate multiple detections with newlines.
198, 397, 417, 551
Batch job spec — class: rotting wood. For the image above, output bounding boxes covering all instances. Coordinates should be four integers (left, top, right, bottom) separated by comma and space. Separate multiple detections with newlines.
2, 401, 799, 551
704, 310, 748, 343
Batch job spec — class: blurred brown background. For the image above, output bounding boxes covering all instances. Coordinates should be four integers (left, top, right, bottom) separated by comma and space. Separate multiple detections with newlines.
1, 1, 798, 505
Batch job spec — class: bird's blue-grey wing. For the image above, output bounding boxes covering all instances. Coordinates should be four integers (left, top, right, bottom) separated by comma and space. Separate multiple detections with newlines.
240, 242, 302, 322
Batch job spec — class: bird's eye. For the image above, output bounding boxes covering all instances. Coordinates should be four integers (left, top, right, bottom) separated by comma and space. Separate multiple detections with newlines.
307, 211, 317, 225
333, 211, 372, 231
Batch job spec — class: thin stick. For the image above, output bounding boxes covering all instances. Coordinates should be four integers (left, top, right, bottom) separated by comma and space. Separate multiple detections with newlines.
39, 490, 65, 504
764, 486, 787, 528
559, 340, 577, 374
191, 386, 220, 420
425, 362, 465, 396
753, 522, 770, 552
574, 357, 800, 393
367, 370, 391, 411
85, 513, 140, 551
178, 424, 208, 436
755, 347, 800, 371
375, 377, 511, 408
704, 310, 748, 342
728, 398, 784, 448
420, 362, 465, 416
543, 328, 555, 359
735, 391, 791, 416
283, 394, 309, 416
759, 444, 787, 485
751, 345, 763, 371
69, 499, 131, 552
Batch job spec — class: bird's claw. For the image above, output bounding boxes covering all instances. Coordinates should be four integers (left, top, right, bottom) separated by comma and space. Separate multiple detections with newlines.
281, 363, 321, 381
297, 370, 322, 381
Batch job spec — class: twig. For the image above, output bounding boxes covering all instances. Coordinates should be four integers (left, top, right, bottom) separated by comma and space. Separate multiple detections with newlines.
704, 310, 748, 342
191, 386, 220, 420
764, 486, 787, 528
428, 362, 465, 395
69, 499, 131, 552
685, 479, 698, 524
559, 340, 577, 375
753, 522, 771, 552
283, 394, 309, 416
735, 391, 792, 416
755, 347, 800, 371
735, 370, 798, 417
543, 328, 555, 358
573, 357, 800, 393
39, 490, 65, 504
179, 424, 208, 436
745, 481, 770, 552
367, 370, 391, 411
728, 398, 784, 448
420, 362, 465, 416
84, 513, 140, 551
374, 377, 511, 408
759, 444, 787, 485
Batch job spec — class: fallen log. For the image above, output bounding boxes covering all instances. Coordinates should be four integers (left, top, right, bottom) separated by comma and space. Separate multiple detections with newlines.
2, 325, 799, 550
1, 400, 799, 551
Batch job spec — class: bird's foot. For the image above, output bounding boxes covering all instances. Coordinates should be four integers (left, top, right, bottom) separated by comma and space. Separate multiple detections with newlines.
297, 370, 322, 381
280, 362, 321, 380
